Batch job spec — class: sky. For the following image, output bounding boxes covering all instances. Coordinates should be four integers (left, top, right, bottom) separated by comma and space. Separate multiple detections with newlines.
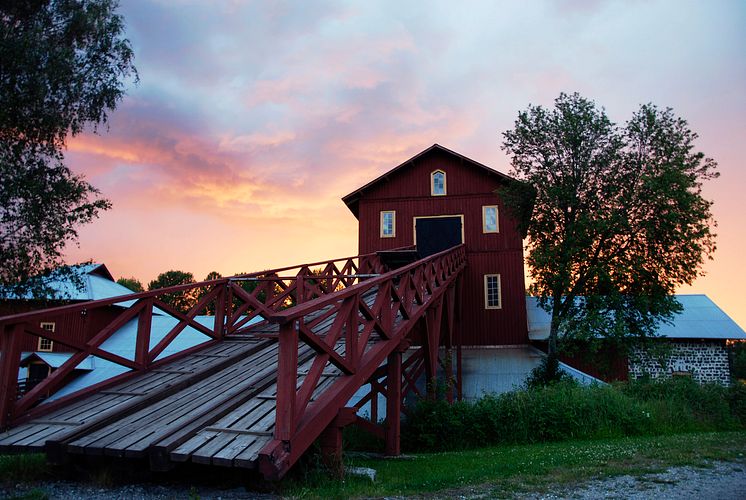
64, 0, 746, 328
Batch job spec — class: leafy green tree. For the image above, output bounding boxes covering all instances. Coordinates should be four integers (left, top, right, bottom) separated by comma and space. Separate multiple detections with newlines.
502, 93, 718, 362
148, 270, 197, 313
0, 0, 136, 295
117, 276, 143, 293
198, 271, 223, 314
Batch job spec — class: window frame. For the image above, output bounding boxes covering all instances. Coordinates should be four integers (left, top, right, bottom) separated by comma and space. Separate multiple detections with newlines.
38, 322, 55, 352
482, 205, 499, 233
484, 274, 502, 310
380, 210, 396, 238
430, 170, 447, 196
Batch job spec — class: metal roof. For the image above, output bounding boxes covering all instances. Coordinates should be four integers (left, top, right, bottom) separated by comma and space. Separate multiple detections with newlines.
2, 263, 135, 302
527, 294, 746, 341
19, 352, 94, 370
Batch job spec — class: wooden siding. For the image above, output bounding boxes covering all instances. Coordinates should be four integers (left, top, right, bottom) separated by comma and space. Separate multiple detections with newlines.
0, 302, 124, 353
353, 147, 528, 346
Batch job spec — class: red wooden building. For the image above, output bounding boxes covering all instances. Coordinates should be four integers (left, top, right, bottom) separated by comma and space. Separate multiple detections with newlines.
0, 264, 133, 388
343, 144, 528, 347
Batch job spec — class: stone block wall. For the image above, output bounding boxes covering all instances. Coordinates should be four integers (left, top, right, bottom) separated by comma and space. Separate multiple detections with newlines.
629, 341, 730, 385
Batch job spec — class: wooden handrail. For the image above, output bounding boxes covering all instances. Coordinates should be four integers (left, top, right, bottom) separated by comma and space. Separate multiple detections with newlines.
267, 245, 465, 323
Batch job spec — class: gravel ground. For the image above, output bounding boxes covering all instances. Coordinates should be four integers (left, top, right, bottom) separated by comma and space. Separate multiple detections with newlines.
2, 460, 745, 499
516, 460, 746, 500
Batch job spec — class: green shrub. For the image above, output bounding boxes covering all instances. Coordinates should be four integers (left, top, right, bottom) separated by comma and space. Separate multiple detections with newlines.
620, 377, 737, 430
525, 354, 574, 389
727, 382, 746, 424
401, 378, 744, 453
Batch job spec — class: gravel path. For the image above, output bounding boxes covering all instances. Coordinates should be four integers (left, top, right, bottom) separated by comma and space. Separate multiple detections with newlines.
2, 460, 744, 499
516, 460, 746, 500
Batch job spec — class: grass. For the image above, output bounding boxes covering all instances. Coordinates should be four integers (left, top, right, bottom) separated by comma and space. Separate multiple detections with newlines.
0, 453, 50, 483
281, 431, 746, 498
3, 378, 745, 498
1, 431, 744, 498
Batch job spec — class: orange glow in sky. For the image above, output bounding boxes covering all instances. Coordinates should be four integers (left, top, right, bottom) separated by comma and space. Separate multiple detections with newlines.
63, 1, 745, 329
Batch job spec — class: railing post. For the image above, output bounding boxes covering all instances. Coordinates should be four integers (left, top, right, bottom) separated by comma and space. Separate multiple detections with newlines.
275, 321, 298, 442
296, 272, 305, 305
0, 323, 24, 428
135, 299, 153, 367
345, 296, 359, 367
213, 284, 226, 339
385, 347, 402, 456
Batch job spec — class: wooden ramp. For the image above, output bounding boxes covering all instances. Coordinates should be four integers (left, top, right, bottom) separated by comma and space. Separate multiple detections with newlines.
0, 246, 466, 478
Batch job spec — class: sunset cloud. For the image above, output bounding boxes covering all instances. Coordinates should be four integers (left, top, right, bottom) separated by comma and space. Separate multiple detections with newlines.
62, 0, 746, 328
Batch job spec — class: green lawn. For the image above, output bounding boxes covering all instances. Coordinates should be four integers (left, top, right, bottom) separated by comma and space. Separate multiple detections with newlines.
2, 431, 744, 499
282, 431, 746, 498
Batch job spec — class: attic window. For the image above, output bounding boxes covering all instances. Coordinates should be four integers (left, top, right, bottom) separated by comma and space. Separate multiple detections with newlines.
431, 170, 446, 196
380, 210, 396, 238
38, 322, 55, 352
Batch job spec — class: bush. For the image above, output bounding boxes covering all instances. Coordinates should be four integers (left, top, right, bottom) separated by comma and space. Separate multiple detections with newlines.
400, 378, 744, 453
525, 354, 574, 389
620, 377, 737, 431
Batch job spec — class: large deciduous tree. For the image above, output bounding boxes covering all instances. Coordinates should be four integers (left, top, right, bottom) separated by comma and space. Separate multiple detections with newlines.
0, 0, 136, 295
116, 276, 143, 293
148, 270, 197, 313
502, 92, 718, 360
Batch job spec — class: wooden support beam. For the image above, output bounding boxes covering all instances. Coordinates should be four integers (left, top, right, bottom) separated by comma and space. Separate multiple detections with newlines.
0, 324, 23, 428
385, 349, 402, 456
135, 299, 153, 367
275, 322, 298, 442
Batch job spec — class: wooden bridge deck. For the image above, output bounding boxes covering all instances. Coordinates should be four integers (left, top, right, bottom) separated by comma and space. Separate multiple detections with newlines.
0, 245, 466, 478
0, 294, 372, 470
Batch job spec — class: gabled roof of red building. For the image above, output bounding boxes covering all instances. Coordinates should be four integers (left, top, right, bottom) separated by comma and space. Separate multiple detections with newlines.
341, 143, 516, 218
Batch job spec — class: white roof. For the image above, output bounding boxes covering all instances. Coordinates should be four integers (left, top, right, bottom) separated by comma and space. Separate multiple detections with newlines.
20, 352, 94, 370
2, 264, 136, 302
527, 294, 746, 341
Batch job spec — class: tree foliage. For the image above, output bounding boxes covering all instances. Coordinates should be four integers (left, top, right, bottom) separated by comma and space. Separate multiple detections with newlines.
148, 270, 196, 313
116, 276, 143, 293
502, 93, 718, 358
0, 0, 136, 294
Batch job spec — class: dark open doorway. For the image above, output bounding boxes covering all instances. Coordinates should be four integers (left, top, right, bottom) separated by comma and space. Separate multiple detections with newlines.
415, 216, 463, 257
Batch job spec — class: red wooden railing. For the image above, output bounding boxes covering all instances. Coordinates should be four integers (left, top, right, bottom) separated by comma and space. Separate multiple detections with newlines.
258, 244, 467, 478
0, 251, 389, 428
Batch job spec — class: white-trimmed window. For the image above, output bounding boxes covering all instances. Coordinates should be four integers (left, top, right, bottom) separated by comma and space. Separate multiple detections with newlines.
484, 274, 502, 309
38, 322, 55, 352
380, 210, 396, 238
431, 170, 446, 196
483, 205, 499, 233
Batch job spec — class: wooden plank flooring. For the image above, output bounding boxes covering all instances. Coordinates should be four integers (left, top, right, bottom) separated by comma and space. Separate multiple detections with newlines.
0, 285, 407, 470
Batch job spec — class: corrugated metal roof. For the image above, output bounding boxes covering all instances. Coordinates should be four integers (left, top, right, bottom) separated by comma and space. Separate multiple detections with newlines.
527, 294, 746, 340
2, 264, 135, 302
20, 352, 94, 370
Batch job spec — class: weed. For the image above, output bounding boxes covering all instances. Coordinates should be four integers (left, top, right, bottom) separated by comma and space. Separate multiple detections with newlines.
0, 454, 49, 483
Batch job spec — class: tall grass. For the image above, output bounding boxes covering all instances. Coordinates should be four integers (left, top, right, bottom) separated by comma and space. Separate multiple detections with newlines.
401, 378, 746, 452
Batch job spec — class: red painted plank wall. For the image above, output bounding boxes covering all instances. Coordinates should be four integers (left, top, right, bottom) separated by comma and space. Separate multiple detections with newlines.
0, 302, 124, 353
352, 147, 528, 346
